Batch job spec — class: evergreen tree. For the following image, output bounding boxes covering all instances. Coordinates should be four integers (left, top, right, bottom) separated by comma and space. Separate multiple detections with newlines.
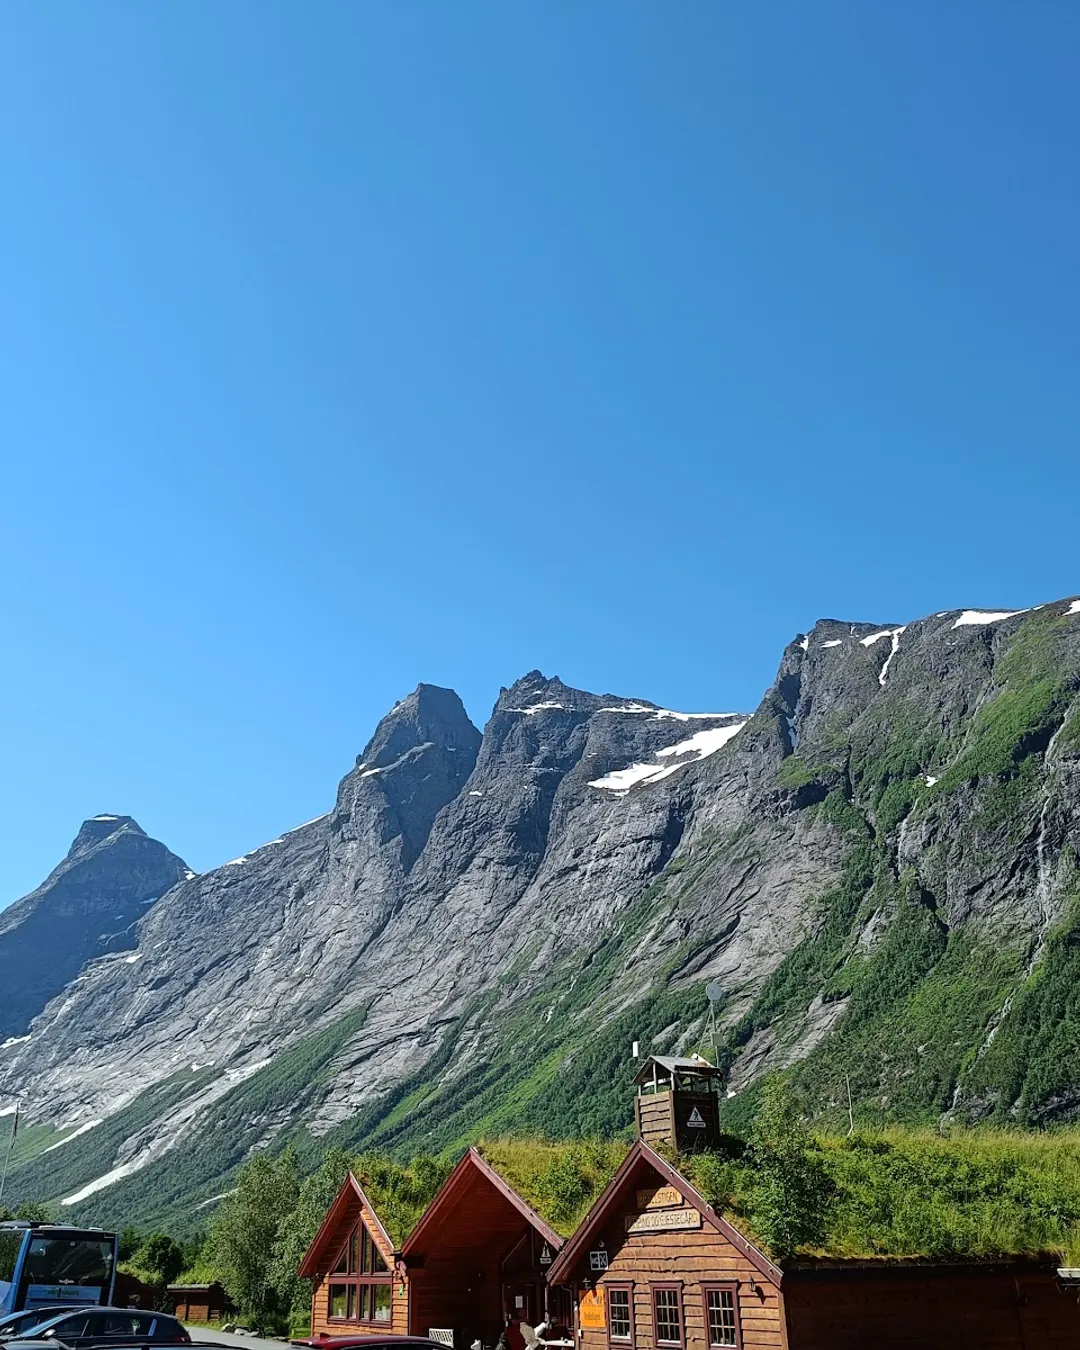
138, 1234, 185, 1287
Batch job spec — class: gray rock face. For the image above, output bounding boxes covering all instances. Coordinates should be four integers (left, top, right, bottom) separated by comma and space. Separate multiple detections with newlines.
0, 817, 189, 1040
2, 600, 1080, 1226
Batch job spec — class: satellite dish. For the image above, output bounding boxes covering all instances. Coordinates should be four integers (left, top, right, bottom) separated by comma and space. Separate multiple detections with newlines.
705, 981, 723, 1002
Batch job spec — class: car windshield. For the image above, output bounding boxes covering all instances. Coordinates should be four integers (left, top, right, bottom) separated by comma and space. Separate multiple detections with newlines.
22, 1239, 113, 1285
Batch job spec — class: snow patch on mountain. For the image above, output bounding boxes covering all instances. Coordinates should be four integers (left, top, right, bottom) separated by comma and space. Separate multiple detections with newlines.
589, 721, 749, 795
952, 609, 1028, 628
44, 1120, 103, 1153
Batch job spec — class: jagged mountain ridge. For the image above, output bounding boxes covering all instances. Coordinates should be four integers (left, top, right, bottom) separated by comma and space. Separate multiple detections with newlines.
1, 598, 1079, 1229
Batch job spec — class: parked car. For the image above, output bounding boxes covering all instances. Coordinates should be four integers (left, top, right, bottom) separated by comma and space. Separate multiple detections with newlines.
0, 1309, 191, 1348
0, 1310, 93, 1341
292, 1338, 446, 1350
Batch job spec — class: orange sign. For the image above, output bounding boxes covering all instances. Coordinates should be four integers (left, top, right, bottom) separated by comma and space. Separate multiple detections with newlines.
579, 1288, 606, 1331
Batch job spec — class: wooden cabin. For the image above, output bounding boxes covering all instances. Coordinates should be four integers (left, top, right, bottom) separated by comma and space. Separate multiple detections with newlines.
546, 1139, 783, 1350
400, 1147, 566, 1348
546, 1139, 1080, 1350
299, 1172, 408, 1337
166, 1283, 229, 1323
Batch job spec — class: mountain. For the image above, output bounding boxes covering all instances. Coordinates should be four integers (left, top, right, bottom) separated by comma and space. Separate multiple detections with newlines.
0, 816, 189, 1042
1, 599, 1079, 1230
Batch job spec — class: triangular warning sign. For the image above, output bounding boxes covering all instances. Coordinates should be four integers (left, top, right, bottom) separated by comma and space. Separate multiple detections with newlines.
687, 1106, 706, 1128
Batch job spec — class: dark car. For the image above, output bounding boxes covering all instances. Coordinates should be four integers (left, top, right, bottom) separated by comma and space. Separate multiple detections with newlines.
0, 1311, 94, 1341
292, 1338, 446, 1350
0, 1309, 191, 1349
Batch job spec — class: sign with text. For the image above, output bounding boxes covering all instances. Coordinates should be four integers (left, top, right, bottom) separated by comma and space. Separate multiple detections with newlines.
579, 1288, 606, 1331
624, 1207, 703, 1235
636, 1185, 683, 1211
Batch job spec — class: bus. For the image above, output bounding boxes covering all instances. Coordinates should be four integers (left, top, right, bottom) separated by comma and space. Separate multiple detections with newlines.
0, 1223, 118, 1313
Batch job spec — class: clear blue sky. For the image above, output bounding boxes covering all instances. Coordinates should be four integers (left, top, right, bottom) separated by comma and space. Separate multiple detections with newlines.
2, 2, 1078, 901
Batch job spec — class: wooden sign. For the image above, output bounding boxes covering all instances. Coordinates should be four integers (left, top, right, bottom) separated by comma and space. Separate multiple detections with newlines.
636, 1185, 683, 1211
624, 1206, 703, 1235
579, 1288, 606, 1331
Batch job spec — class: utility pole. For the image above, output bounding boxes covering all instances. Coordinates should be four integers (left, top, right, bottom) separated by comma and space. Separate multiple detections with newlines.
0, 1097, 22, 1207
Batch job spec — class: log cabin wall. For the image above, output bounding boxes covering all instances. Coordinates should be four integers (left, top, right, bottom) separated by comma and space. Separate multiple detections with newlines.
634, 1092, 675, 1151
576, 1219, 784, 1350
782, 1266, 1080, 1350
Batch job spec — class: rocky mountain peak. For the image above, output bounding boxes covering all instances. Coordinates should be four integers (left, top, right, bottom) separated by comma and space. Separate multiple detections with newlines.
69, 815, 146, 855
359, 684, 480, 772
0, 819, 188, 1042
495, 670, 657, 718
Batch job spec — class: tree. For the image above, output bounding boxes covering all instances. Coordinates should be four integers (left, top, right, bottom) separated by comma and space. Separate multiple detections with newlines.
269, 1148, 354, 1324
745, 1078, 830, 1258
12, 1202, 51, 1222
138, 1234, 185, 1287
119, 1228, 143, 1262
207, 1149, 300, 1333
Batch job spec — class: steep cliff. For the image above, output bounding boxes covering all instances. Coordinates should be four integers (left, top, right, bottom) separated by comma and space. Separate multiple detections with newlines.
1, 598, 1078, 1229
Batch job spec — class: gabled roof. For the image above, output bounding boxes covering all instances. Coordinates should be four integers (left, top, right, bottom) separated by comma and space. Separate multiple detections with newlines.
544, 1139, 782, 1288
632, 1055, 719, 1086
401, 1146, 563, 1259
298, 1172, 397, 1278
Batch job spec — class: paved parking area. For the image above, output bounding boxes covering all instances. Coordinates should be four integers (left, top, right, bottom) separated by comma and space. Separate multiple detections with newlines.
186, 1326, 289, 1350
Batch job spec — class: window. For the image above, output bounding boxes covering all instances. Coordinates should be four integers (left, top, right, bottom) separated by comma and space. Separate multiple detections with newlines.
46, 1317, 93, 1340
651, 1286, 683, 1347
99, 1314, 150, 1336
371, 1284, 392, 1322
702, 1285, 740, 1349
606, 1285, 633, 1348
327, 1221, 393, 1324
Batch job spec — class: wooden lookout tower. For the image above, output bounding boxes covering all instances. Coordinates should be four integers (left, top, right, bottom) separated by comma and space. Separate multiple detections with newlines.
633, 1054, 720, 1152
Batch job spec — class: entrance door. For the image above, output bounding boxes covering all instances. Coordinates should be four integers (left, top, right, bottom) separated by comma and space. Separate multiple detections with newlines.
503, 1281, 539, 1330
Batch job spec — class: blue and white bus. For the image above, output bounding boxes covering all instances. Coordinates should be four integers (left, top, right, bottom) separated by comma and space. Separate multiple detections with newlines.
0, 1223, 118, 1313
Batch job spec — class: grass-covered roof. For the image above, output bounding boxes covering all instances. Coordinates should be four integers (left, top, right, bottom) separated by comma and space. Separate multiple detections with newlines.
473, 1137, 630, 1237
683, 1124, 1080, 1264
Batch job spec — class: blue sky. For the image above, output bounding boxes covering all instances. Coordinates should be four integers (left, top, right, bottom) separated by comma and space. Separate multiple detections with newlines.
1, 2, 1078, 900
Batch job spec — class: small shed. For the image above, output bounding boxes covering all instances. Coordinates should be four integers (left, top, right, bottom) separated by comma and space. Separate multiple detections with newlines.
400, 1147, 567, 1348
166, 1283, 229, 1323
299, 1172, 408, 1338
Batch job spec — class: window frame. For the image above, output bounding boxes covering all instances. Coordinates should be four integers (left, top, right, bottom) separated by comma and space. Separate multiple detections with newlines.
650, 1283, 684, 1349
604, 1281, 635, 1350
326, 1222, 394, 1326
700, 1283, 741, 1350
